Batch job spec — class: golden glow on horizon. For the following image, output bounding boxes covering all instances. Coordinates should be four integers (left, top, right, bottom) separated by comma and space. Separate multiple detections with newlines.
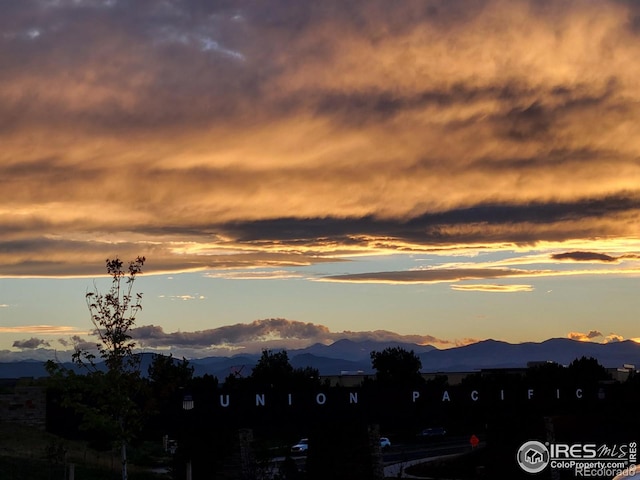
0, 325, 85, 335
450, 284, 534, 293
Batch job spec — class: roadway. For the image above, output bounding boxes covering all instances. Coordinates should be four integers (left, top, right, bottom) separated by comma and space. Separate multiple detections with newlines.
382, 435, 480, 478
268, 435, 480, 478
383, 434, 478, 463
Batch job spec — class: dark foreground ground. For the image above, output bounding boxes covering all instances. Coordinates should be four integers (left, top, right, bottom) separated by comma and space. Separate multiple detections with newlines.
0, 422, 168, 480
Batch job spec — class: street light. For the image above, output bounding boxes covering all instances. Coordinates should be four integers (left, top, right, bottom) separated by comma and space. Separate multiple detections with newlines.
182, 395, 194, 480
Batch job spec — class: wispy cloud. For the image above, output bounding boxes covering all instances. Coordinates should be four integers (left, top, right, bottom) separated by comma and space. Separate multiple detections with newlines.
319, 266, 640, 284
318, 248, 640, 285
204, 270, 306, 280
0, 1, 639, 277
318, 268, 540, 284
0, 325, 84, 335
158, 295, 205, 301
450, 284, 533, 293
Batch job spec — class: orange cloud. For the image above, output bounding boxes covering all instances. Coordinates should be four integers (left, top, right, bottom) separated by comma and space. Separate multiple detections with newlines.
567, 331, 629, 344
0, 1, 639, 277
0, 325, 85, 335
450, 284, 533, 293
568, 330, 603, 342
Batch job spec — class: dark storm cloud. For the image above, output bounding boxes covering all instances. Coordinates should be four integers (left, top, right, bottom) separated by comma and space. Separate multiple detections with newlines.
2, 191, 637, 277
321, 268, 537, 284
551, 251, 618, 263
12, 337, 50, 349
219, 193, 640, 245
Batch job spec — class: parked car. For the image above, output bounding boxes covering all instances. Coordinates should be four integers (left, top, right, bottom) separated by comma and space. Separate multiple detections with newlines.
417, 427, 446, 439
291, 438, 309, 454
380, 437, 391, 450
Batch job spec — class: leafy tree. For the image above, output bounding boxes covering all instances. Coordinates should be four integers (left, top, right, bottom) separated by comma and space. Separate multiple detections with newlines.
293, 365, 323, 388
526, 361, 568, 386
146, 353, 194, 416
370, 346, 424, 387
251, 349, 293, 388
47, 256, 145, 480
248, 349, 320, 389
148, 353, 194, 398
143, 354, 195, 448
567, 356, 611, 384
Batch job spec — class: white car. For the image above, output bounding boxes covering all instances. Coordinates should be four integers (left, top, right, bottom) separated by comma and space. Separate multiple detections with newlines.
291, 438, 309, 454
380, 437, 391, 450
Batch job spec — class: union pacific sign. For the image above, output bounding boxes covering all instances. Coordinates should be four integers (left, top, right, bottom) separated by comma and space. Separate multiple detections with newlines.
189, 384, 613, 411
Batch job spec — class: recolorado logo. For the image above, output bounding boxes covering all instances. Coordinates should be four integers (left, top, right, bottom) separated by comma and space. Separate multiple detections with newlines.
517, 440, 637, 477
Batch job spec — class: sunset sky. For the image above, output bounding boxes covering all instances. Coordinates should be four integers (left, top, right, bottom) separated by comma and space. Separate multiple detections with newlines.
1, 0, 640, 360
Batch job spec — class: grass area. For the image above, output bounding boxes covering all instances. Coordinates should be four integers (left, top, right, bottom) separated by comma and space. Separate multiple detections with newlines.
0, 422, 170, 480
0, 456, 137, 480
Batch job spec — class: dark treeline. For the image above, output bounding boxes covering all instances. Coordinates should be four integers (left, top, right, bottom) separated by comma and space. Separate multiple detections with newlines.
44, 347, 640, 479
41, 258, 640, 479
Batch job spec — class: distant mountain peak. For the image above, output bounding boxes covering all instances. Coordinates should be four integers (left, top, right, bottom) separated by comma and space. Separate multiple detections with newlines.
2, 337, 639, 379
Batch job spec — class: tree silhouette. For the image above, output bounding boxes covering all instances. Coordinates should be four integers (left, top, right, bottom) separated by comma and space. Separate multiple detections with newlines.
526, 361, 568, 386
567, 356, 611, 384
48, 256, 145, 480
251, 349, 294, 388
247, 349, 320, 389
370, 346, 424, 387
148, 353, 194, 397
145, 353, 194, 434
